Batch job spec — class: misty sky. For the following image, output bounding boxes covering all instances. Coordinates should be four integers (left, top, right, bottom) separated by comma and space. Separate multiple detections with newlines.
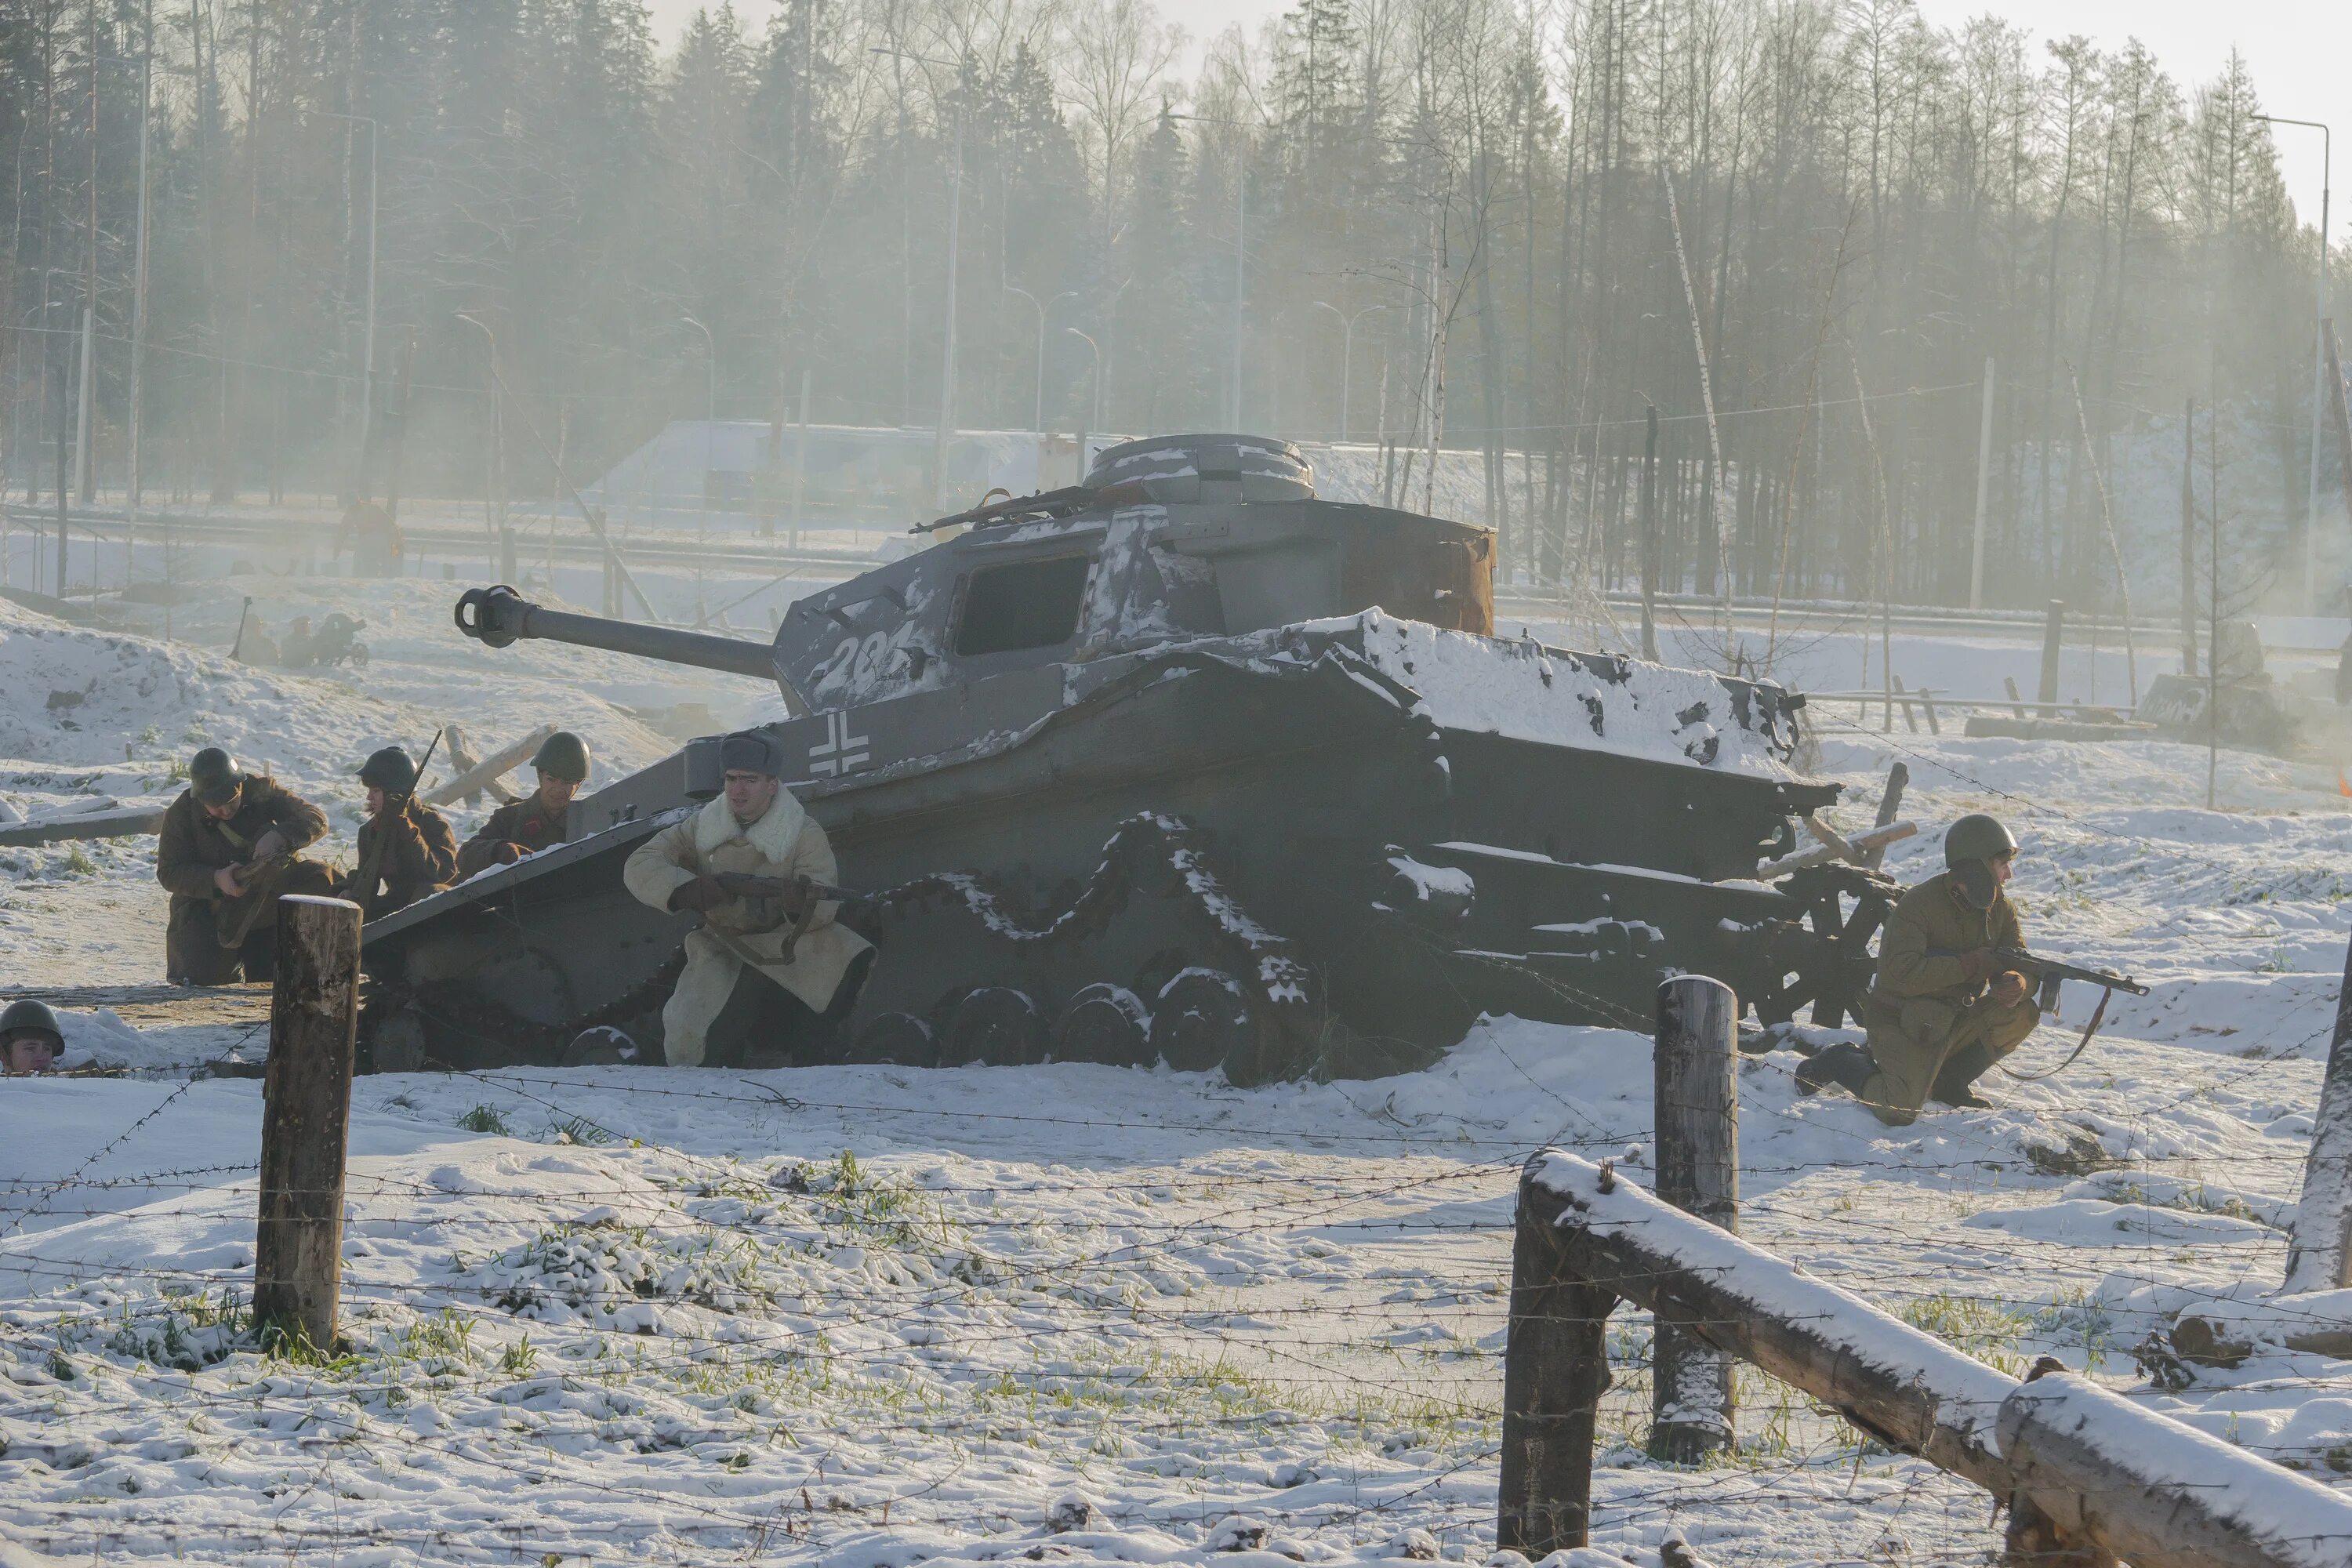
648, 0, 2341, 237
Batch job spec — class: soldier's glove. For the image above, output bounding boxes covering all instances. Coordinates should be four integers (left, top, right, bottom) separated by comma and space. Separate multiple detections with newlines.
251, 829, 290, 862
212, 864, 245, 899
1989, 971, 2029, 1008
1957, 947, 1995, 985
669, 875, 729, 913
486, 841, 524, 867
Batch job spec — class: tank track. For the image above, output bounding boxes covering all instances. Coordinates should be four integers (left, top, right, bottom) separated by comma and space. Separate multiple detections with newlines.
363, 813, 1341, 1080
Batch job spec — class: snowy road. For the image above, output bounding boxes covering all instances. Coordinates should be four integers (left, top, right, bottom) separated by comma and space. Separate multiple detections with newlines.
2, 575, 2350, 1565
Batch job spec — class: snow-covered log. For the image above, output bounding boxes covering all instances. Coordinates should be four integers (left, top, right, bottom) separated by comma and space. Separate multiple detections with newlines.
1518, 1150, 2017, 1493
2168, 1289, 2352, 1367
0, 801, 169, 847
1998, 1371, 2352, 1568
2283, 932, 2352, 1293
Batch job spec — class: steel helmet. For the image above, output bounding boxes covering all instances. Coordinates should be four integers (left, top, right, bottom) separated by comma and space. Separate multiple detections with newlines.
0, 997, 63, 1046
1944, 813, 2018, 867
531, 731, 591, 782
188, 747, 245, 806
357, 746, 419, 794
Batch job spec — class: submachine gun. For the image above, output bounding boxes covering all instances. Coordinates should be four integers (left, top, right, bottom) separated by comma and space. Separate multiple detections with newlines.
1933, 945, 2150, 1078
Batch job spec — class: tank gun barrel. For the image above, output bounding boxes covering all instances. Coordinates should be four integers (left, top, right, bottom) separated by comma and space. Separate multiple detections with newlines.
454, 585, 802, 711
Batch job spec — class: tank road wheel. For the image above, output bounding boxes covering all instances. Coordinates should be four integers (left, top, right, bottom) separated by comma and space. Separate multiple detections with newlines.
1149, 969, 1253, 1073
940, 988, 1047, 1067
1051, 983, 1153, 1067
363, 1004, 428, 1075
854, 1011, 939, 1067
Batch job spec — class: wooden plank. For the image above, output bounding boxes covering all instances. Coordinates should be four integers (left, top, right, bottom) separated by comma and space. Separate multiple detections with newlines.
423, 724, 554, 808
1864, 764, 1909, 872
1650, 975, 1737, 1463
252, 895, 363, 1352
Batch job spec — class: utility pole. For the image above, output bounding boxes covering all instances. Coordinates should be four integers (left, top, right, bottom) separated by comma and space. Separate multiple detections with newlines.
1639, 405, 1660, 661
2181, 396, 2198, 678
932, 65, 965, 510
76, 0, 97, 503
128, 0, 154, 521
1230, 163, 1247, 427
1969, 358, 1994, 610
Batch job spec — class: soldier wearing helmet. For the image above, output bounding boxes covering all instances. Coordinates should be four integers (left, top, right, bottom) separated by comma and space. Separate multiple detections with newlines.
344, 746, 458, 920
1, 999, 64, 1076
1798, 812, 2040, 1124
155, 747, 333, 984
455, 731, 590, 879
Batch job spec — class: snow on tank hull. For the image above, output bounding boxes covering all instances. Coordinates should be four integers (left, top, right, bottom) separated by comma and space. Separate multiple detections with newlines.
361, 436, 1886, 1078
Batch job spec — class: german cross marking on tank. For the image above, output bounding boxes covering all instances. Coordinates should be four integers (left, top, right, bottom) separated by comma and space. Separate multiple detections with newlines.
809, 710, 871, 776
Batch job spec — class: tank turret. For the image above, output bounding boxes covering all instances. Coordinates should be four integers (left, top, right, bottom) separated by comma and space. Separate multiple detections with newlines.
456, 433, 1492, 717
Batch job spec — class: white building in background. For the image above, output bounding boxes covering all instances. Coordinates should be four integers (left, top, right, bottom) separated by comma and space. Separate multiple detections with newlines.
583, 421, 1127, 532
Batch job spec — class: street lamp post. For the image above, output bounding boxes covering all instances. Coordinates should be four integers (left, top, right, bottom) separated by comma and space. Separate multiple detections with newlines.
312, 111, 380, 503
872, 46, 967, 510
1311, 300, 1398, 442
1004, 285, 1074, 432
2257, 113, 2332, 612
681, 314, 718, 622
456, 313, 513, 583
1065, 328, 1101, 465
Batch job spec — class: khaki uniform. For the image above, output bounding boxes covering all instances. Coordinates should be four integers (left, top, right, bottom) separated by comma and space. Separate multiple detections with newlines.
622, 792, 870, 1067
155, 779, 333, 983
348, 803, 459, 919
1858, 870, 2041, 1126
456, 793, 570, 879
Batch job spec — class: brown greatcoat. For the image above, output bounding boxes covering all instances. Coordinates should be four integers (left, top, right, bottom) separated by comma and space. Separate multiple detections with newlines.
1857, 869, 2041, 1125
155, 777, 332, 981
349, 802, 459, 919
456, 792, 570, 879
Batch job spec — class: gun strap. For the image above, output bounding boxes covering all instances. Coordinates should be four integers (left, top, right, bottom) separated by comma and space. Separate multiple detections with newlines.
2001, 986, 2112, 1082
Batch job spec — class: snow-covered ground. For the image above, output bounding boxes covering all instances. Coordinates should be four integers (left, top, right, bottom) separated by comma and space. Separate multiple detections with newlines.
3, 570, 2352, 1565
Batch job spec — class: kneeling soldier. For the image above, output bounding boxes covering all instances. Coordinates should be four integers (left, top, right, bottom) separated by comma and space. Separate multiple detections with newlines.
622, 731, 871, 1067
346, 746, 458, 920
456, 731, 588, 878
157, 747, 334, 984
1798, 813, 2040, 1124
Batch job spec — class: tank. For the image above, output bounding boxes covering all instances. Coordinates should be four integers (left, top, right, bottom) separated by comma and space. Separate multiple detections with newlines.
360, 434, 1893, 1080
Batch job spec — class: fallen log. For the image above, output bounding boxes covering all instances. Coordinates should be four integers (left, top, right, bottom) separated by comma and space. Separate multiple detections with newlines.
2000, 1370, 2352, 1568
1963, 716, 2161, 743
423, 724, 554, 808
0, 801, 171, 847
2169, 1289, 2352, 1367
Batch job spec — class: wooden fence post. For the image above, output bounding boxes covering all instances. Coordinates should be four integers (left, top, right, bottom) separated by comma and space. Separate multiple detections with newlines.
2038, 599, 2066, 707
1497, 1162, 1619, 1557
2284, 930, 2352, 1292
252, 895, 364, 1352
1651, 975, 1738, 1463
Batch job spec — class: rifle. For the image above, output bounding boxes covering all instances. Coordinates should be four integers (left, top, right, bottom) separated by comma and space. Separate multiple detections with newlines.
705, 872, 862, 962
350, 728, 445, 921
1927, 944, 2148, 1080
215, 851, 294, 949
